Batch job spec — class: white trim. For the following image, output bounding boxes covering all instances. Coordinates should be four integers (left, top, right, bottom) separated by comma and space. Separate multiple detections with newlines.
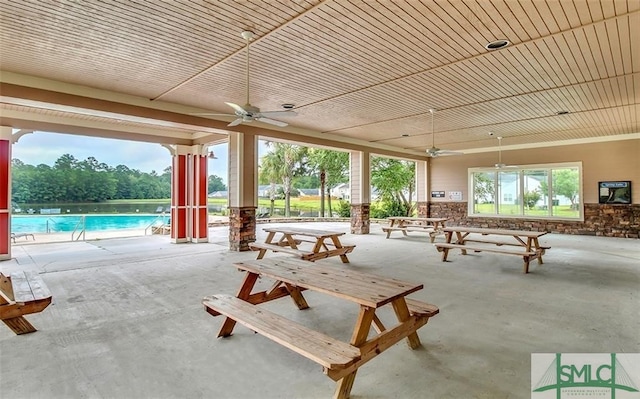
467, 162, 584, 222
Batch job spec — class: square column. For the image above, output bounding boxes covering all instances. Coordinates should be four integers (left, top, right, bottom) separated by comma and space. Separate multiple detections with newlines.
415, 160, 429, 217
171, 145, 208, 243
227, 132, 258, 251
349, 150, 370, 234
0, 127, 11, 260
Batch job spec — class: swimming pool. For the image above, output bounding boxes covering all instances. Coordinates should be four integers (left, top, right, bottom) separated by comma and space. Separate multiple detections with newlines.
11, 214, 169, 233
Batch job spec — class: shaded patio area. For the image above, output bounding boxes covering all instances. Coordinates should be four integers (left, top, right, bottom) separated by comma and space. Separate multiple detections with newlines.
1, 222, 639, 398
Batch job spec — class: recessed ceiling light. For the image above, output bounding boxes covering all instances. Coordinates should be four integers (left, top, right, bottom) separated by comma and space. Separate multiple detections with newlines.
556, 110, 570, 115
281, 103, 295, 109
485, 39, 510, 50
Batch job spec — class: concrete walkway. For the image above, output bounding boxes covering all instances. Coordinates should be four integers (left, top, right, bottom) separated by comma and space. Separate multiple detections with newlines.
1, 222, 639, 399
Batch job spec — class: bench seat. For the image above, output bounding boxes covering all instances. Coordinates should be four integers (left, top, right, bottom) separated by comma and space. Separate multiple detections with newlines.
203, 294, 361, 370
405, 298, 440, 317
434, 243, 540, 273
249, 243, 315, 259
250, 242, 355, 262
0, 271, 52, 334
382, 226, 440, 242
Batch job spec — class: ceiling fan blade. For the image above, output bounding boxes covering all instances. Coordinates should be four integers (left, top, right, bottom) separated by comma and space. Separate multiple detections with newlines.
225, 102, 247, 114
191, 112, 235, 117
437, 150, 464, 155
228, 118, 244, 127
258, 110, 297, 117
255, 117, 288, 127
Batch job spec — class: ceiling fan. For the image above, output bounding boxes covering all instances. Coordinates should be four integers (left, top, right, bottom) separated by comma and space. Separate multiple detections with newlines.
494, 136, 518, 169
425, 109, 463, 157
194, 31, 296, 127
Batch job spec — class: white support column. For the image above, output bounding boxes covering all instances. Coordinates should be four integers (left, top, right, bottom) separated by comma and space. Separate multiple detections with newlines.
0, 127, 11, 260
349, 150, 370, 234
415, 160, 429, 217
227, 132, 258, 250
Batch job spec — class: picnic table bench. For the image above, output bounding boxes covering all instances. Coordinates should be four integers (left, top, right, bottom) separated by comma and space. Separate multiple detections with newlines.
203, 257, 439, 399
250, 227, 355, 263
0, 271, 52, 334
382, 217, 448, 242
434, 226, 550, 273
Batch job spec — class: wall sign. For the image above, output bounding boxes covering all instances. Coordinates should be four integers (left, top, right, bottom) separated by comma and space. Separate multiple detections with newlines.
431, 191, 445, 198
598, 181, 631, 204
449, 191, 463, 201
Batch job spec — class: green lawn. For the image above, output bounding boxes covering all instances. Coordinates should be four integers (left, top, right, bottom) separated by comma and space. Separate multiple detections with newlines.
474, 203, 580, 218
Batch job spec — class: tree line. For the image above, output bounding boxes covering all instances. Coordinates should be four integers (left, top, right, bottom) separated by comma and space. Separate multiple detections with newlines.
12, 148, 418, 219
11, 154, 226, 204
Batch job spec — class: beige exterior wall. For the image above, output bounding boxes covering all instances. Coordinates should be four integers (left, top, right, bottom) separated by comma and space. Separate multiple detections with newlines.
429, 139, 640, 204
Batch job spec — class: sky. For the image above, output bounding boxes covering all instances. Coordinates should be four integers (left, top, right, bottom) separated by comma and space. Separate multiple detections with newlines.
10, 131, 269, 184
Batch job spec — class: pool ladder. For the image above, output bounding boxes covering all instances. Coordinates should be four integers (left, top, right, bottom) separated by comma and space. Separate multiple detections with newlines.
71, 216, 86, 241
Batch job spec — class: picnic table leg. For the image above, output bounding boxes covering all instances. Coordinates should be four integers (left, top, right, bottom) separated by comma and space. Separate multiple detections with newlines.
532, 238, 544, 264
328, 236, 350, 263
523, 256, 531, 274
455, 232, 467, 255
392, 297, 421, 349
333, 307, 375, 399
284, 282, 309, 310
217, 272, 259, 337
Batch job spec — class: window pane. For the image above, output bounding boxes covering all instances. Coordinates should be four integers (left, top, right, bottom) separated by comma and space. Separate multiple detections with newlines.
473, 172, 495, 214
497, 170, 521, 215
523, 170, 549, 217
551, 168, 580, 218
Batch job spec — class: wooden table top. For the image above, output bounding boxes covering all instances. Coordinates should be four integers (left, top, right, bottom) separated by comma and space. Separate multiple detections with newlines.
387, 217, 448, 222
262, 226, 345, 238
234, 258, 423, 308
443, 226, 548, 238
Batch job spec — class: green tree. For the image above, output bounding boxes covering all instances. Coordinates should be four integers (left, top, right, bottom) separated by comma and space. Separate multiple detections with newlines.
307, 149, 348, 217
208, 174, 226, 193
523, 190, 541, 210
539, 169, 579, 208
260, 143, 307, 217
371, 157, 415, 217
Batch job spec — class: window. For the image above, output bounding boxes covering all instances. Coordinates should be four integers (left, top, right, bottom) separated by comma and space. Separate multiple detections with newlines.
469, 162, 582, 220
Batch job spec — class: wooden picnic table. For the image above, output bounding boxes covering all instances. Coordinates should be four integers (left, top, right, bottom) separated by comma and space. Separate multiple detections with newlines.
383, 217, 448, 242
249, 226, 355, 263
203, 257, 439, 399
435, 226, 550, 273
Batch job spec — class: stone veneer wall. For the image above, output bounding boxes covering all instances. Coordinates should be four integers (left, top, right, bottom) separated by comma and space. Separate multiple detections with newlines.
429, 202, 639, 238
228, 206, 256, 251
416, 201, 429, 218
350, 203, 370, 234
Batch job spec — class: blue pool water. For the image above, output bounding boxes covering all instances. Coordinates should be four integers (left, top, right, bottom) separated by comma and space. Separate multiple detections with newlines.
11, 214, 169, 233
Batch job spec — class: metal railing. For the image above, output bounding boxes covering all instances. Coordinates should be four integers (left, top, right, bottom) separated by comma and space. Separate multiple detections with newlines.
71, 216, 86, 241
45, 218, 58, 233
145, 213, 170, 235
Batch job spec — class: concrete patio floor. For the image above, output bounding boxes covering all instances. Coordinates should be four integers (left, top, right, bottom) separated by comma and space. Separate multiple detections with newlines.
1, 222, 639, 399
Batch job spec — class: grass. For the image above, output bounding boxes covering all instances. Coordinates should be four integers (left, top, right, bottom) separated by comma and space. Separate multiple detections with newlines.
474, 203, 580, 218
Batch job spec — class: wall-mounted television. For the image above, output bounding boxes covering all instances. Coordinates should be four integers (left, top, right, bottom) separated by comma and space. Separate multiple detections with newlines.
598, 181, 632, 204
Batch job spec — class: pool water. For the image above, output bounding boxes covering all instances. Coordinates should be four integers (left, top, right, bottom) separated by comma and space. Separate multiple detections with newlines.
11, 214, 169, 233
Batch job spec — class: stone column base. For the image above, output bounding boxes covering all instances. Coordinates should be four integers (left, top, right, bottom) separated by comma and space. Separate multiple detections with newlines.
350, 203, 370, 234
228, 207, 256, 251
416, 201, 429, 218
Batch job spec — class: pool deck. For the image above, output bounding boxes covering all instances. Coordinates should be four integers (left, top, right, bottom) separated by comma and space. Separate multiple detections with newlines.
1, 222, 639, 399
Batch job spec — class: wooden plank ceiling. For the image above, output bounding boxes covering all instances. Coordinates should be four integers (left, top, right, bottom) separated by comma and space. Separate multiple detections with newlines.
0, 0, 638, 155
